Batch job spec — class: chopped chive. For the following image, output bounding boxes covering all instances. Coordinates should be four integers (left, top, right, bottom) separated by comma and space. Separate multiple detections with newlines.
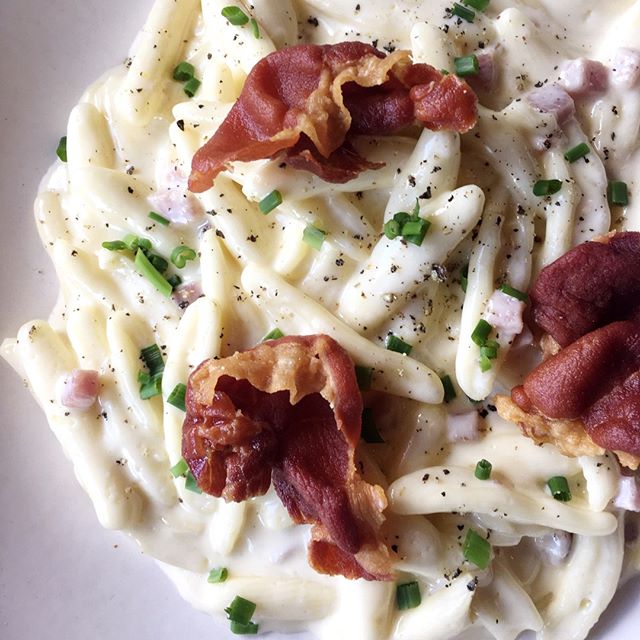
303, 224, 326, 250
185, 470, 202, 494
396, 581, 421, 610
479, 354, 493, 372
167, 383, 187, 411
471, 319, 493, 346
462, 0, 490, 10
56, 136, 68, 162
148, 252, 169, 274
148, 211, 171, 226
563, 142, 590, 163
401, 218, 431, 246
184, 76, 201, 98
452, 2, 476, 22
135, 249, 173, 297
440, 374, 457, 403
173, 61, 195, 82
230, 621, 259, 635
474, 459, 492, 480
221, 6, 250, 25
262, 327, 284, 341
167, 274, 182, 289
463, 528, 491, 569
533, 179, 562, 197
171, 245, 197, 269
208, 567, 229, 583
383, 219, 401, 240
138, 371, 163, 399
480, 344, 498, 360
608, 180, 629, 206
170, 458, 189, 478
124, 234, 152, 252
361, 408, 385, 443
454, 54, 480, 77
355, 365, 373, 391
499, 283, 528, 301
102, 240, 128, 251
140, 344, 165, 377
249, 17, 260, 39
385, 334, 412, 355
547, 476, 572, 502
258, 189, 282, 214
225, 596, 257, 624
460, 264, 469, 292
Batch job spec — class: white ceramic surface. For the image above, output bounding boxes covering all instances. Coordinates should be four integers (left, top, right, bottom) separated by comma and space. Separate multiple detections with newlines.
0, 2, 638, 639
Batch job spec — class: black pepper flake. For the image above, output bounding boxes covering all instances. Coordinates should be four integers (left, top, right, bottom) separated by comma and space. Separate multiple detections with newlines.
420, 186, 432, 199
443, 469, 450, 475
467, 577, 478, 592
408, 174, 417, 187
176, 119, 185, 131
422, 473, 430, 482
307, 16, 319, 27
215, 229, 225, 238
441, 491, 446, 497
391, 544, 398, 553
127, 186, 134, 194
487, 403, 497, 412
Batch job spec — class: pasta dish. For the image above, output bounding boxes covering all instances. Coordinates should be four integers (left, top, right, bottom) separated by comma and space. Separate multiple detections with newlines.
4, 0, 640, 638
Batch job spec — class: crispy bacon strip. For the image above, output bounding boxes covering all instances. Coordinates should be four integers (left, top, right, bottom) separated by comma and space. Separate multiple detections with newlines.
182, 334, 394, 580
189, 42, 477, 192
498, 233, 640, 468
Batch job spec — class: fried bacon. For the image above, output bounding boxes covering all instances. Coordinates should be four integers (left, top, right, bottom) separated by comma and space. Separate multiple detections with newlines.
182, 334, 394, 580
188, 42, 477, 192
497, 232, 640, 469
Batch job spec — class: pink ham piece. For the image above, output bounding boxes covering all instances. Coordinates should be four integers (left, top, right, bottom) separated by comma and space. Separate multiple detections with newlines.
150, 167, 205, 224
483, 289, 526, 344
525, 84, 575, 126
446, 411, 480, 442
611, 48, 640, 89
614, 476, 640, 512
172, 282, 203, 309
61, 369, 100, 410
467, 51, 497, 93
559, 58, 608, 96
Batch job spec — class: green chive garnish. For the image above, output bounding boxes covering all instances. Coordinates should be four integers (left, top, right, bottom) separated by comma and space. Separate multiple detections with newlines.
361, 408, 384, 443
185, 470, 202, 494
385, 334, 412, 355
454, 54, 480, 77
208, 567, 229, 583
499, 283, 528, 301
462, 0, 490, 10
230, 621, 259, 635
402, 218, 431, 246
471, 319, 493, 346
355, 365, 373, 391
138, 370, 163, 399
225, 596, 257, 624
396, 581, 421, 610
102, 240, 128, 251
167, 274, 182, 289
383, 203, 431, 246
441, 374, 457, 403
452, 2, 475, 22
56, 136, 68, 162
135, 248, 173, 297
249, 17, 260, 39
563, 142, 590, 163
608, 180, 629, 206
474, 459, 492, 480
460, 264, 469, 292
479, 355, 492, 372
147, 252, 169, 274
171, 245, 197, 269
258, 189, 282, 214
173, 61, 195, 82
184, 77, 201, 98
140, 344, 165, 377
480, 344, 498, 360
221, 6, 250, 25
124, 234, 152, 252
262, 327, 284, 341
167, 383, 187, 411
383, 219, 401, 240
170, 458, 189, 478
148, 211, 171, 226
547, 476, 572, 502
303, 224, 326, 250
463, 528, 491, 569
533, 179, 562, 197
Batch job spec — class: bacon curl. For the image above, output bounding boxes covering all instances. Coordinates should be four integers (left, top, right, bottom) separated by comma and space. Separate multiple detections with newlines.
189, 42, 477, 192
182, 334, 394, 580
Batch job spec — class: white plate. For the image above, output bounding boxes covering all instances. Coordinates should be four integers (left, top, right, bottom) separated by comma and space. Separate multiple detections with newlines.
0, 2, 637, 639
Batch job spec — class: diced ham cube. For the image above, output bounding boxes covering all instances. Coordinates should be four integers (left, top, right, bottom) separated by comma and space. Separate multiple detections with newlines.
525, 84, 575, 126
468, 51, 496, 92
172, 282, 203, 309
149, 167, 205, 224
61, 369, 100, 410
558, 58, 608, 96
446, 411, 480, 442
483, 289, 526, 343
611, 48, 640, 89
614, 476, 640, 512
